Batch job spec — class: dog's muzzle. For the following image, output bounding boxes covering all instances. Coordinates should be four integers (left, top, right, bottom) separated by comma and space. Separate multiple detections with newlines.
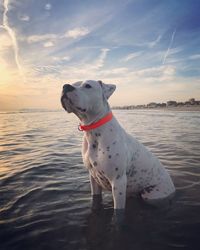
61, 84, 75, 110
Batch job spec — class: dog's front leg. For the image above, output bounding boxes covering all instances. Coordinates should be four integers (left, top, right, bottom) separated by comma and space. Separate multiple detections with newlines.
90, 174, 102, 210
111, 174, 127, 225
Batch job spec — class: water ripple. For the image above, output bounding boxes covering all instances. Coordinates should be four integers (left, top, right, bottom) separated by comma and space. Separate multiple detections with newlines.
0, 110, 200, 250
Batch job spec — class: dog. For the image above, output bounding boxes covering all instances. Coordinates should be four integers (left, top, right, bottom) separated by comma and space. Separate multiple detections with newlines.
61, 80, 175, 223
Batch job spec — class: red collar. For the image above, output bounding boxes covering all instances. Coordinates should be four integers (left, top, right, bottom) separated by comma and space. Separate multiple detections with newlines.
78, 112, 113, 131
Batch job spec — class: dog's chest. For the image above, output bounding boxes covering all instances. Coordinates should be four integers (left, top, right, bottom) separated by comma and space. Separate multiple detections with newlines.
83, 134, 120, 190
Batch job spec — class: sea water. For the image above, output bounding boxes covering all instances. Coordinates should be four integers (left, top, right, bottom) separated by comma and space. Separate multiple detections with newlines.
0, 110, 200, 250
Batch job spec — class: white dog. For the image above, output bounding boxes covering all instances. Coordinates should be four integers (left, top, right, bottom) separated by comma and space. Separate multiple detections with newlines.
61, 80, 175, 222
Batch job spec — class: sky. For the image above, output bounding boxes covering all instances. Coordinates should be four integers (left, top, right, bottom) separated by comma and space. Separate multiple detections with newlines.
0, 0, 200, 110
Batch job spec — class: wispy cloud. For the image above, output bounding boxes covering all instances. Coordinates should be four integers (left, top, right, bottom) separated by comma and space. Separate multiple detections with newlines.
148, 35, 162, 48
0, 33, 12, 51
19, 14, 30, 22
27, 33, 57, 43
189, 54, 200, 60
52, 56, 71, 62
43, 41, 54, 47
45, 3, 52, 11
134, 65, 176, 81
162, 29, 176, 64
64, 27, 90, 39
2, 0, 23, 75
91, 48, 109, 70
122, 51, 143, 62
1, 0, 199, 110
27, 26, 90, 45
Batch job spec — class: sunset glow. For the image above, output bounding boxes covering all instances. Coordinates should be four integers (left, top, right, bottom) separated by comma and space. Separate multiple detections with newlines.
0, 0, 200, 110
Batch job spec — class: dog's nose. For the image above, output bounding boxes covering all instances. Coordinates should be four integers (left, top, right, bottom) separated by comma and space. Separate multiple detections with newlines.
63, 84, 75, 93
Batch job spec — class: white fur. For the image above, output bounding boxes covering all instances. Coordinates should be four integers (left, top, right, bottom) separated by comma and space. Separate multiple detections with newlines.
61, 80, 175, 210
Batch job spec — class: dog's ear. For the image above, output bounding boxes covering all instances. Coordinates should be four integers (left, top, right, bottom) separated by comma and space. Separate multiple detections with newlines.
98, 80, 116, 99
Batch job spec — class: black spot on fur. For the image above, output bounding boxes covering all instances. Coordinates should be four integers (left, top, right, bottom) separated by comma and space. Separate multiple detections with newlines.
142, 185, 156, 194
116, 153, 119, 156
115, 168, 118, 171
93, 144, 96, 149
116, 175, 120, 179
119, 192, 122, 195
93, 161, 97, 166
95, 133, 101, 137
107, 146, 110, 151
112, 141, 116, 145
108, 155, 112, 159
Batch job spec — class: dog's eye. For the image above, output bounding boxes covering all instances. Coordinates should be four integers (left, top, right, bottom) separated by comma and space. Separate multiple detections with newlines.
85, 84, 92, 89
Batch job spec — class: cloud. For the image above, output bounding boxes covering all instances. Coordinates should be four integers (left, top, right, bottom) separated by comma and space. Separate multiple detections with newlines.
26, 26, 90, 45
98, 67, 129, 78
64, 27, 90, 39
168, 47, 182, 55
2, 0, 23, 75
90, 48, 109, 70
0, 58, 14, 83
52, 56, 71, 62
135, 65, 176, 80
43, 41, 54, 47
48, 48, 110, 80
189, 54, 200, 60
27, 34, 57, 43
162, 29, 176, 64
0, 32, 12, 51
148, 35, 162, 48
122, 52, 143, 62
19, 14, 30, 22
45, 3, 52, 11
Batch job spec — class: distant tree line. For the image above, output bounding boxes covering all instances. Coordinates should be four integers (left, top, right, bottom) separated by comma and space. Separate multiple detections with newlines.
113, 98, 200, 110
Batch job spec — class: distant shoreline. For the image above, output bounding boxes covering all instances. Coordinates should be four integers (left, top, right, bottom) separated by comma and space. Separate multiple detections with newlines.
113, 106, 200, 112
0, 106, 200, 113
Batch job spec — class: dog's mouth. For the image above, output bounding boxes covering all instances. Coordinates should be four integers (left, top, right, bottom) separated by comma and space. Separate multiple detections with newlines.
61, 92, 87, 115
61, 93, 73, 113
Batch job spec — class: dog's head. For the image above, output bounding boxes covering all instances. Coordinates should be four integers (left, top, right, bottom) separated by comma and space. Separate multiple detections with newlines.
61, 80, 116, 118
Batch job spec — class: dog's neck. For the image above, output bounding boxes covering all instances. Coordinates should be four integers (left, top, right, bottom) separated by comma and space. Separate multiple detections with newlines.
79, 103, 110, 126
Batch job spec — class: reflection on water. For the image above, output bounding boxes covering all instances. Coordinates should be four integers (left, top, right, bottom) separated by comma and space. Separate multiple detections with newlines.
0, 110, 200, 250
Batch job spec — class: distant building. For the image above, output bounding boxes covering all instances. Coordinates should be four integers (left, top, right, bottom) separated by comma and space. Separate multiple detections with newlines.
157, 103, 167, 108
136, 105, 146, 109
177, 102, 184, 106
189, 98, 195, 104
147, 102, 157, 108
167, 101, 177, 107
